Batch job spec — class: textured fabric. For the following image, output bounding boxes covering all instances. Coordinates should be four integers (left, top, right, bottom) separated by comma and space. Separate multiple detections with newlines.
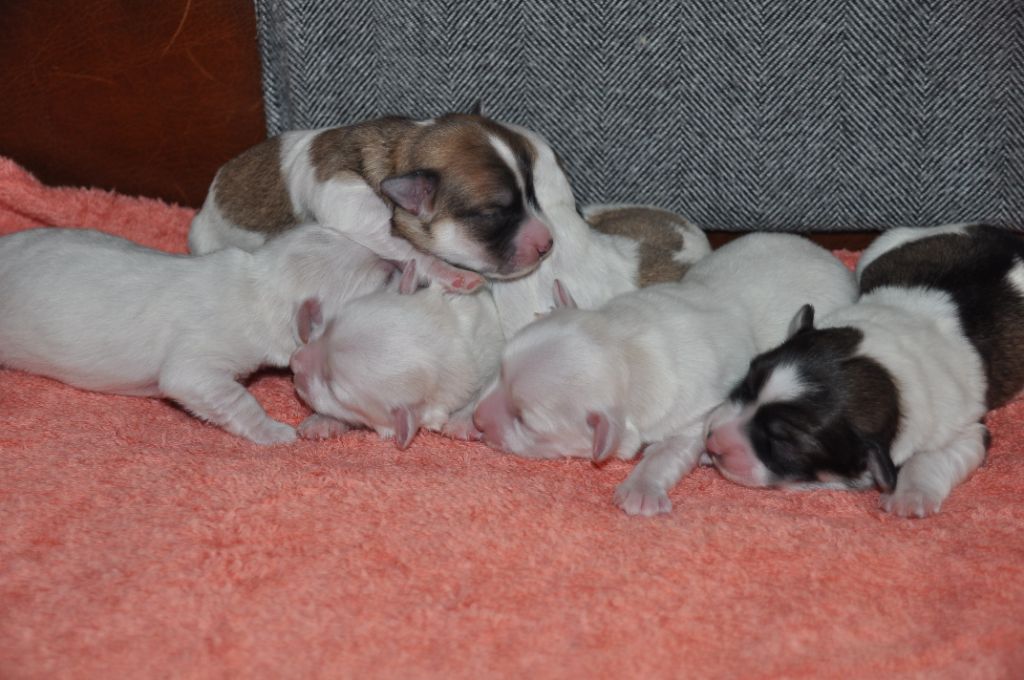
2, 158, 1024, 677
255, 0, 1024, 232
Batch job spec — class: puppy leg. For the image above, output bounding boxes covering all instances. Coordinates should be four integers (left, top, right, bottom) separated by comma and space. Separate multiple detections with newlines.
297, 414, 352, 440
881, 422, 988, 518
160, 368, 296, 445
614, 433, 703, 516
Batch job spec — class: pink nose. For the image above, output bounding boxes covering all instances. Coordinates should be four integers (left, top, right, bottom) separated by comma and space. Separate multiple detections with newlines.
512, 219, 554, 269
290, 348, 310, 375
705, 429, 726, 458
472, 390, 509, 448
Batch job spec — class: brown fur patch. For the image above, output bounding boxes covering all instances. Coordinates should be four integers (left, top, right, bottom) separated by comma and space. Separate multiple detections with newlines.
987, 284, 1024, 408
860, 227, 1024, 409
309, 117, 418, 188
214, 137, 298, 234
309, 114, 538, 259
586, 207, 693, 286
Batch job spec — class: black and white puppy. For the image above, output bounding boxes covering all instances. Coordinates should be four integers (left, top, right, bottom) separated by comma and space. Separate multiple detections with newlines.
188, 113, 555, 290
705, 224, 1024, 517
473, 233, 856, 515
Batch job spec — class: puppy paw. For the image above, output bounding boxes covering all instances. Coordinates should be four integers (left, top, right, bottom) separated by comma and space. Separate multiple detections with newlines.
613, 480, 672, 516
441, 416, 483, 442
298, 414, 350, 440
247, 420, 297, 445
880, 489, 943, 518
427, 260, 485, 293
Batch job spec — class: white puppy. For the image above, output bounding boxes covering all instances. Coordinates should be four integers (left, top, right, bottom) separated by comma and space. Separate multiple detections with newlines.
290, 262, 503, 449
0, 225, 393, 444
473, 234, 857, 515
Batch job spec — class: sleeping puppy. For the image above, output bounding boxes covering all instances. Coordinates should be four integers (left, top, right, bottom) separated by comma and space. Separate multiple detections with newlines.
0, 225, 393, 444
290, 262, 503, 449
704, 224, 1024, 517
473, 234, 857, 515
582, 204, 711, 286
188, 113, 556, 292
487, 122, 710, 337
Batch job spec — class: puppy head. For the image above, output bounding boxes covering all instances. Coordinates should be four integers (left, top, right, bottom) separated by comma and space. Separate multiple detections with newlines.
289, 293, 454, 449
383, 114, 554, 279
472, 310, 629, 460
704, 305, 900, 491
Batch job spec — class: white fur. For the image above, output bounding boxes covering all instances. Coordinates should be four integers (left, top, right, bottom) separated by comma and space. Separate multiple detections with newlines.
817, 285, 988, 516
0, 225, 392, 444
292, 285, 503, 447
475, 233, 857, 515
1009, 259, 1024, 298
855, 223, 971, 278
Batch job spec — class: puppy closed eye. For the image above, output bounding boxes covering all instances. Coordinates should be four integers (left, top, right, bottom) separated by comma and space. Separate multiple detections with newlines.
479, 205, 508, 217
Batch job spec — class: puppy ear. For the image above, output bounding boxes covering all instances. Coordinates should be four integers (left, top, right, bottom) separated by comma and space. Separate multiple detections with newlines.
380, 170, 439, 218
587, 410, 622, 464
787, 304, 815, 338
297, 297, 323, 344
391, 406, 419, 450
469, 100, 485, 116
398, 260, 419, 295
865, 440, 898, 492
552, 279, 578, 310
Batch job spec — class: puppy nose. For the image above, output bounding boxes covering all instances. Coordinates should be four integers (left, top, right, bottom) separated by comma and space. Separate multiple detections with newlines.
705, 429, 724, 457
290, 348, 309, 375
535, 236, 553, 256
472, 408, 487, 433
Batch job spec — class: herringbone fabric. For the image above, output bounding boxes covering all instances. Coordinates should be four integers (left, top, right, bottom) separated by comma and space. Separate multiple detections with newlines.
255, 1, 1024, 231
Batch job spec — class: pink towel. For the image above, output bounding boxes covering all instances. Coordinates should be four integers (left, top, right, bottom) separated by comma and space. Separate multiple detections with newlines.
1, 157, 1022, 679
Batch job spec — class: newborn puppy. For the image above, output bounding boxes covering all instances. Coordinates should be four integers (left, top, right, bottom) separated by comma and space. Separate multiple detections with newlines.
0, 225, 393, 444
705, 224, 1024, 517
188, 113, 558, 291
488, 123, 710, 338
473, 234, 857, 515
290, 262, 503, 449
583, 204, 711, 286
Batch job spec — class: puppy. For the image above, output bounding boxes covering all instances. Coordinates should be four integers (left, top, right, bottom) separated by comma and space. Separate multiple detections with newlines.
473, 234, 857, 515
583, 204, 711, 286
188, 113, 556, 291
290, 262, 503, 449
0, 225, 393, 444
704, 224, 1024, 517
487, 123, 710, 337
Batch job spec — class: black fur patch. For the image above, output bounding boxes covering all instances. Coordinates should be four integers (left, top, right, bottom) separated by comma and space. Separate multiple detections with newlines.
860, 225, 1024, 408
733, 326, 901, 487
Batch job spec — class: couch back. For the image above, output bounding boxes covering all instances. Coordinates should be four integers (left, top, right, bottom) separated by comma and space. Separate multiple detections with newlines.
255, 0, 1024, 231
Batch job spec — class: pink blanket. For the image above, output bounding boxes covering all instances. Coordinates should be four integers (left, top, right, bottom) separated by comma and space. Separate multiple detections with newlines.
1, 158, 1022, 678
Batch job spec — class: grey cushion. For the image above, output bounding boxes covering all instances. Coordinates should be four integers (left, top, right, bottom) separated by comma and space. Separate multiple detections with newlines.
254, 0, 1024, 231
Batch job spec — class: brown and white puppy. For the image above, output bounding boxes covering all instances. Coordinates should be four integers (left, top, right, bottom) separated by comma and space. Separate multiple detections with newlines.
485, 129, 712, 338
705, 224, 1024, 517
188, 113, 555, 290
582, 204, 710, 286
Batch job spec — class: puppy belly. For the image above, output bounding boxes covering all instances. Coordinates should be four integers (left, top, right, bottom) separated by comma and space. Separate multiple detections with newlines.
1, 357, 162, 398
